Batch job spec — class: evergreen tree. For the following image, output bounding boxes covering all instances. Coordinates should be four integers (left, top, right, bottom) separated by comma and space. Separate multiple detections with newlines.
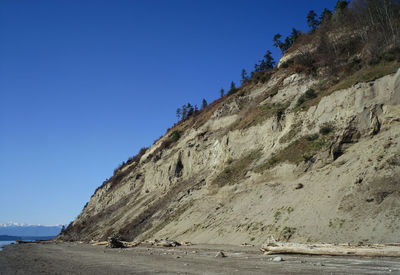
182, 105, 187, 120
194, 104, 198, 113
319, 8, 332, 24
220, 88, 225, 97
201, 98, 208, 109
332, 0, 348, 23
283, 36, 292, 51
227, 81, 237, 95
307, 10, 319, 31
241, 69, 248, 83
176, 108, 181, 121
290, 28, 301, 43
273, 33, 285, 54
186, 103, 194, 117
335, 0, 348, 12
263, 50, 275, 70
258, 60, 265, 71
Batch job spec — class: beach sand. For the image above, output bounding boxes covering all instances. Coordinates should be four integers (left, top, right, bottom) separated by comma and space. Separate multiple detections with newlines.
0, 241, 399, 274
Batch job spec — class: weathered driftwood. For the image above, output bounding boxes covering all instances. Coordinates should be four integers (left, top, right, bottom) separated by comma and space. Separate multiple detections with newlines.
91, 241, 108, 246
261, 240, 400, 257
91, 239, 189, 248
123, 241, 140, 248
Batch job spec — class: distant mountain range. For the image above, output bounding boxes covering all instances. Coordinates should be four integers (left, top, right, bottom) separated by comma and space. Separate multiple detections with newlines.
0, 222, 63, 237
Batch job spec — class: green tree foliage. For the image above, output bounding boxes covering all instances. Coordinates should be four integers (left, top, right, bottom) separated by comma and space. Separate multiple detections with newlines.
297, 89, 317, 106
335, 0, 348, 12
177, 102, 200, 121
201, 98, 207, 109
186, 103, 194, 117
182, 105, 187, 120
227, 81, 238, 95
170, 130, 181, 142
263, 50, 276, 69
273, 33, 284, 54
173, 0, 400, 125
290, 28, 301, 43
332, 0, 349, 23
319, 8, 332, 24
284, 36, 292, 50
241, 69, 248, 84
307, 10, 320, 31
220, 88, 225, 98
273, 30, 300, 54
255, 50, 276, 72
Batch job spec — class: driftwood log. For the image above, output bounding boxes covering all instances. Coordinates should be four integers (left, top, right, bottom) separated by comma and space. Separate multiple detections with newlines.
261, 240, 400, 257
91, 241, 108, 246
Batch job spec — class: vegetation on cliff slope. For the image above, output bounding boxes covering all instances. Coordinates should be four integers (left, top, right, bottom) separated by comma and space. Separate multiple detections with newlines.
96, 0, 400, 195
61, 1, 400, 243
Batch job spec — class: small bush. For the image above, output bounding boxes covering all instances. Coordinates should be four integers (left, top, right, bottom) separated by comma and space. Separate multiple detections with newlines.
294, 51, 315, 69
306, 133, 319, 141
305, 89, 316, 98
170, 130, 181, 142
281, 59, 294, 68
319, 123, 335, 135
268, 155, 280, 166
383, 52, 395, 62
345, 57, 362, 74
297, 89, 317, 106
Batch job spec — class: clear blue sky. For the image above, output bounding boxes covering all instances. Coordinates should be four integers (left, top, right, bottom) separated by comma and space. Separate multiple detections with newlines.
0, 0, 338, 225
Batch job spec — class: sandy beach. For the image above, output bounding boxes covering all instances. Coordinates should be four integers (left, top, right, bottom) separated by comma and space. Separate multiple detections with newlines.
0, 241, 399, 274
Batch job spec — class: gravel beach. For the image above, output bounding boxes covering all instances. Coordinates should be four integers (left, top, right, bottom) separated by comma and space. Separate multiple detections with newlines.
1, 241, 400, 274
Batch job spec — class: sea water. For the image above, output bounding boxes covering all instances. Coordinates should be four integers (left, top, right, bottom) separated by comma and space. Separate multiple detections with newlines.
0, 241, 15, 251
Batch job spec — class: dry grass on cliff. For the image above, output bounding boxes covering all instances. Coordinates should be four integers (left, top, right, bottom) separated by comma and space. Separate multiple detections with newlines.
295, 60, 400, 112
212, 150, 261, 188
256, 134, 329, 172
230, 102, 288, 131
331, 60, 400, 92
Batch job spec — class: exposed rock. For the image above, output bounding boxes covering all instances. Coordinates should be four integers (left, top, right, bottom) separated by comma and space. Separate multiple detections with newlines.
329, 104, 382, 161
295, 183, 304, 190
156, 239, 181, 247
272, 256, 283, 262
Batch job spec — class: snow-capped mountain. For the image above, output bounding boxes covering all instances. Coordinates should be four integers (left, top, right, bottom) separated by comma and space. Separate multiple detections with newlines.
0, 222, 63, 237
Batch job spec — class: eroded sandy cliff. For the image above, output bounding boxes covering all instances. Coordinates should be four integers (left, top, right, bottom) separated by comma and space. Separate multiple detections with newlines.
60, 64, 400, 245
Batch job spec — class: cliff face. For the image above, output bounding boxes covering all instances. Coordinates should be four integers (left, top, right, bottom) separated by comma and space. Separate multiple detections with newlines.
60, 64, 400, 245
